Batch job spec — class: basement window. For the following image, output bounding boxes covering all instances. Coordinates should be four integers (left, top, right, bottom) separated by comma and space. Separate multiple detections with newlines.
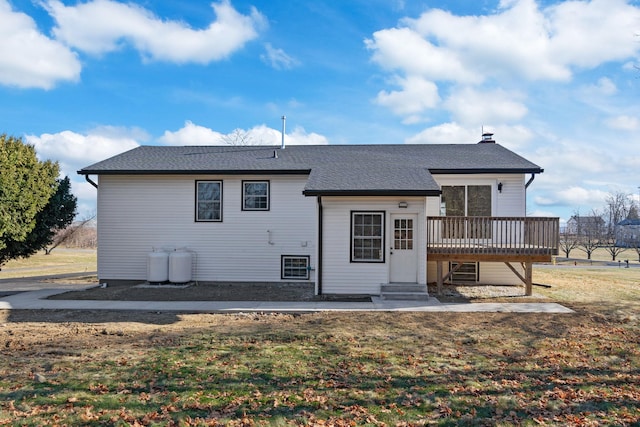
449, 262, 479, 283
281, 255, 310, 280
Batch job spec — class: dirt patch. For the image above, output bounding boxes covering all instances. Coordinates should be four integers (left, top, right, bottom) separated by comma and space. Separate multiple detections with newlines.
46, 281, 372, 302
42, 278, 549, 303
427, 283, 551, 303
48, 281, 539, 303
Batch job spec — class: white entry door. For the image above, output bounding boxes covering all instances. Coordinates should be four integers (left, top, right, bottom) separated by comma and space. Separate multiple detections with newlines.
390, 214, 418, 283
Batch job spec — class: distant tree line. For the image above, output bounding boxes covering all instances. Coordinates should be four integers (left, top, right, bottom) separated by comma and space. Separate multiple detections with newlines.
46, 216, 97, 253
559, 191, 640, 262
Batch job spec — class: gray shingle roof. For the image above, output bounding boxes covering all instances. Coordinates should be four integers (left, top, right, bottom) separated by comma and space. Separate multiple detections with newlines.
618, 218, 640, 226
78, 143, 542, 195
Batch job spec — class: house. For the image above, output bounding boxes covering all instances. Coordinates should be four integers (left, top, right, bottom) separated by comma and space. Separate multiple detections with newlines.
564, 215, 605, 236
615, 218, 640, 247
78, 138, 559, 297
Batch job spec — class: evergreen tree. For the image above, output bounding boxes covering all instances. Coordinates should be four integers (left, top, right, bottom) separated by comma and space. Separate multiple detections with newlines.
0, 134, 65, 264
0, 177, 77, 265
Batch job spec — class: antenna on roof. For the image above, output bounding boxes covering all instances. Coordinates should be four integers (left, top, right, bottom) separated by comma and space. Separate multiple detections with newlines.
281, 115, 286, 150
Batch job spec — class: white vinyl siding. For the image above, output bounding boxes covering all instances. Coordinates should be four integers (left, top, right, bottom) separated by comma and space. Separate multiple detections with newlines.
321, 197, 427, 295
432, 174, 526, 217
427, 173, 528, 285
97, 175, 315, 283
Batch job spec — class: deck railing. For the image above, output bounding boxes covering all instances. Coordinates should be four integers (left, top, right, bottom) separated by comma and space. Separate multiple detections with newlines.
427, 216, 559, 256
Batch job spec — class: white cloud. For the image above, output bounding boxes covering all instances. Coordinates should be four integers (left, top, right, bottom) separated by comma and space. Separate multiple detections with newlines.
605, 115, 639, 131
405, 122, 477, 144
26, 127, 144, 219
405, 122, 533, 147
44, 0, 266, 64
399, 0, 570, 82
582, 77, 618, 96
403, 0, 640, 82
0, 0, 80, 89
521, 129, 640, 217
261, 43, 299, 70
375, 75, 440, 117
26, 127, 142, 178
535, 186, 610, 208
365, 27, 480, 83
159, 121, 225, 145
286, 126, 329, 145
444, 87, 528, 125
546, 0, 640, 69
160, 121, 328, 146
366, 0, 640, 124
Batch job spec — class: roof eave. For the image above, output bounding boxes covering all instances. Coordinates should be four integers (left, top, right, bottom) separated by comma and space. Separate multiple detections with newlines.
302, 189, 440, 197
77, 169, 312, 176
429, 168, 543, 174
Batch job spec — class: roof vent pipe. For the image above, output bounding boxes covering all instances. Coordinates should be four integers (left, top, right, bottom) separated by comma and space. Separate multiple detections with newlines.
281, 115, 286, 149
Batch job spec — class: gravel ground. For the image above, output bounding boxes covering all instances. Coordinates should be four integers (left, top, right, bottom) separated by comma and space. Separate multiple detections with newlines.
427, 283, 548, 302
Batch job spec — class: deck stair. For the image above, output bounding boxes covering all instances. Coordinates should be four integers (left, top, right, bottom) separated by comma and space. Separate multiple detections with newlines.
380, 283, 429, 301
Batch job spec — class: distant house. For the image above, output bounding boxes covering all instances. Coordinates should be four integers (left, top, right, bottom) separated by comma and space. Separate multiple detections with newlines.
565, 215, 605, 236
615, 218, 640, 247
78, 138, 559, 297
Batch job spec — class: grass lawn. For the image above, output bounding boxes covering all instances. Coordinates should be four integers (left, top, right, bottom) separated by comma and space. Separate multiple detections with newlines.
0, 253, 638, 425
0, 248, 96, 278
558, 246, 640, 264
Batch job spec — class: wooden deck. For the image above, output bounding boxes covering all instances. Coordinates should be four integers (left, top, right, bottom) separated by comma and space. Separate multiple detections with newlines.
427, 216, 560, 295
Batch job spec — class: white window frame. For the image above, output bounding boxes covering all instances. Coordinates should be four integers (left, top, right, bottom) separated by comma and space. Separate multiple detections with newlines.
351, 211, 385, 263
281, 255, 310, 280
242, 180, 270, 211
195, 180, 222, 222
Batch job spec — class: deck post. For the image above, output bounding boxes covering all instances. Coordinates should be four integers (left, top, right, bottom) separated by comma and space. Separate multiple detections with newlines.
525, 262, 533, 296
436, 261, 443, 295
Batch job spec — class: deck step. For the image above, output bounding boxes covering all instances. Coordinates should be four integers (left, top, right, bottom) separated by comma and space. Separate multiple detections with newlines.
380, 284, 429, 301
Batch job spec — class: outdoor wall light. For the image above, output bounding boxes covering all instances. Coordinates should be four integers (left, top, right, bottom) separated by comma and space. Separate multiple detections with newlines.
398, 201, 408, 208
498, 182, 503, 193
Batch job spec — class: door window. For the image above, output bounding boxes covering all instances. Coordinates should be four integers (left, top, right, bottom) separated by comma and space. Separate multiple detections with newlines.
394, 218, 413, 250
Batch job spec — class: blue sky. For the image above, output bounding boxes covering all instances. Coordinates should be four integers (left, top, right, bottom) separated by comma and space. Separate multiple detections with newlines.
1, 0, 639, 222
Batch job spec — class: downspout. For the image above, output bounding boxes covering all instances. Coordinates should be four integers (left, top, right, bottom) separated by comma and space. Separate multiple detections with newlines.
524, 173, 536, 215
525, 173, 536, 189
85, 175, 98, 189
317, 196, 323, 295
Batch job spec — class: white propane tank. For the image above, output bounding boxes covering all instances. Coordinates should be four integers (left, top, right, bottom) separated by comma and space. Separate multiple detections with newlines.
169, 250, 192, 283
147, 250, 169, 283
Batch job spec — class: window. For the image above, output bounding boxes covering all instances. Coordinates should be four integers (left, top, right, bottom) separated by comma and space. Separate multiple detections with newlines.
242, 180, 269, 211
467, 185, 492, 216
441, 185, 491, 216
449, 262, 479, 283
394, 218, 413, 250
281, 255, 310, 280
441, 185, 492, 239
351, 211, 385, 262
441, 186, 466, 216
196, 181, 222, 222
